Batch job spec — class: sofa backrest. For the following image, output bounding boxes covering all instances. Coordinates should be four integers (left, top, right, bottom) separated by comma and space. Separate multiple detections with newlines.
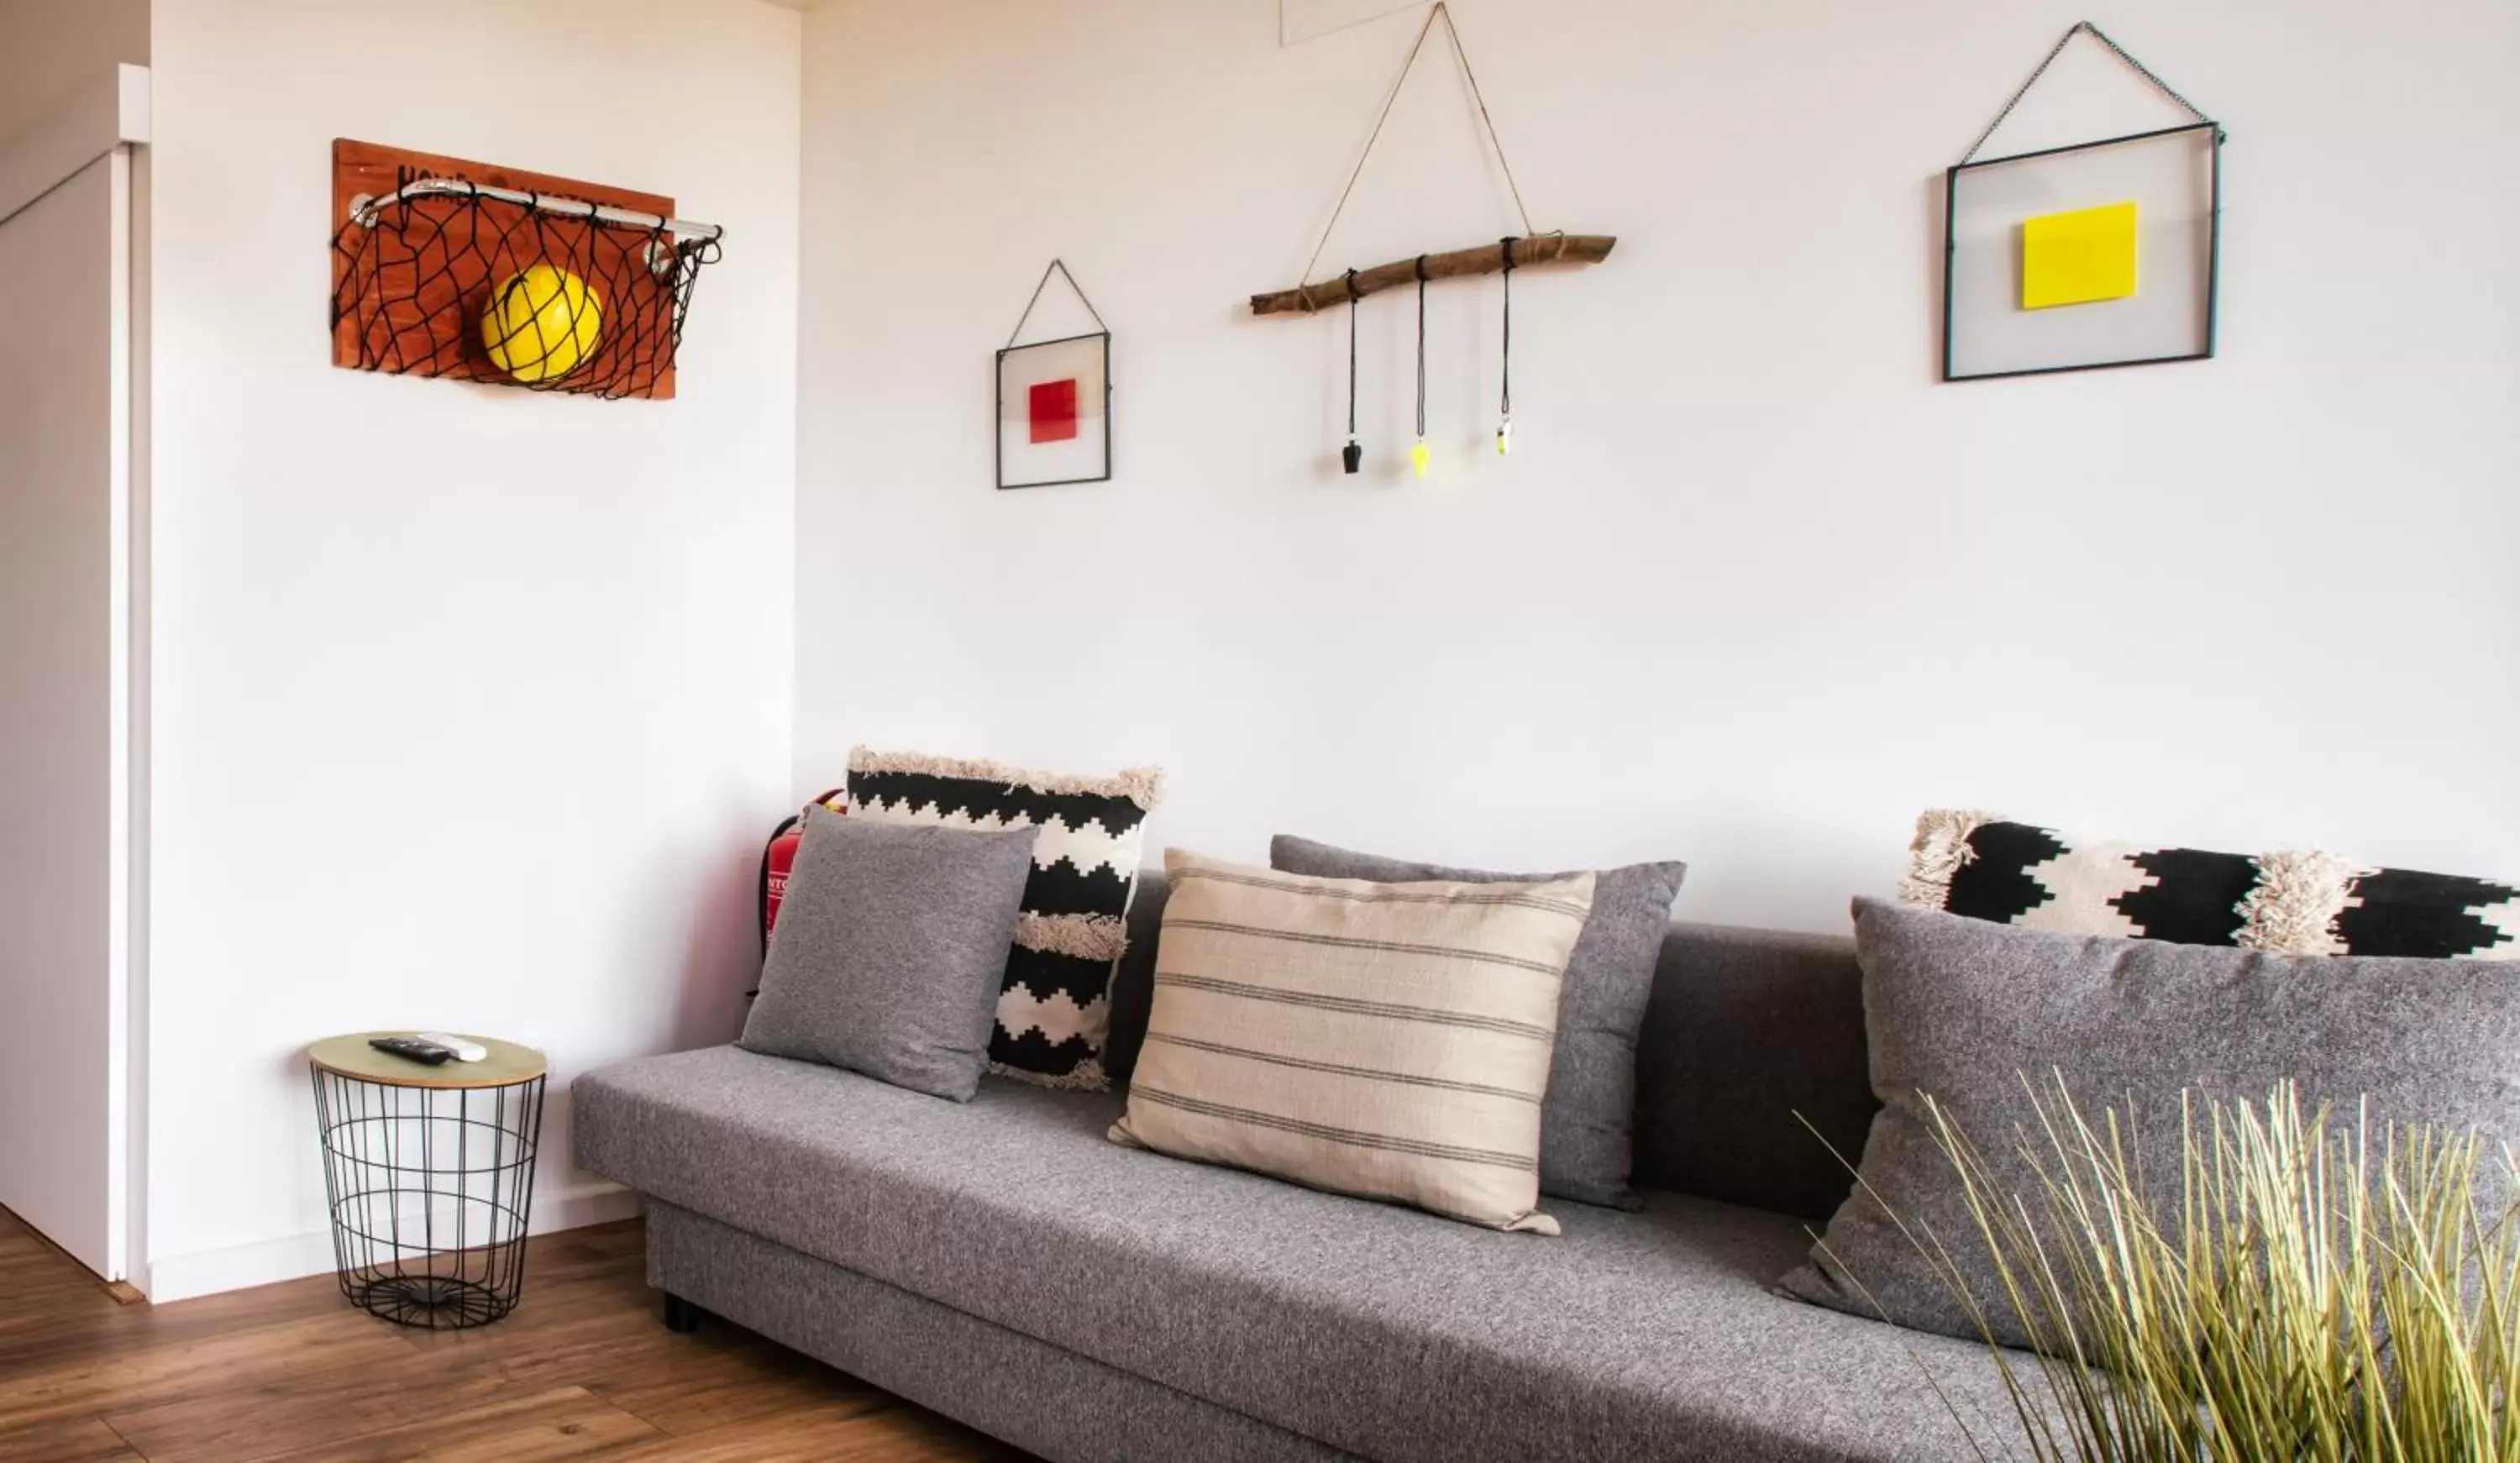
1630, 921, 1876, 1220
1106, 872, 1878, 1224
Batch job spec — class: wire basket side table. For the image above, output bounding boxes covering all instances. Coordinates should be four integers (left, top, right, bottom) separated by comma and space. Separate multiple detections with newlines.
307, 1034, 548, 1329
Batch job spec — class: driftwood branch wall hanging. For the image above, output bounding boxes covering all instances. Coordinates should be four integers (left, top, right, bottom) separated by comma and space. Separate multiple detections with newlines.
1251, 2, 1615, 477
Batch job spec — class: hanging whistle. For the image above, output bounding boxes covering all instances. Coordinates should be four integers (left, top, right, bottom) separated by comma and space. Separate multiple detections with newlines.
1495, 417, 1513, 457
1410, 438, 1431, 479
1342, 438, 1362, 475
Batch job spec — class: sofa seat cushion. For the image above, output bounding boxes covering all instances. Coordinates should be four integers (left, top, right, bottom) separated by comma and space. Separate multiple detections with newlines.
575, 1046, 2017, 1463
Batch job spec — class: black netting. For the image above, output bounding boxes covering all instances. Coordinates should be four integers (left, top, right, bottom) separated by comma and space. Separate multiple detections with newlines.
331, 177, 721, 401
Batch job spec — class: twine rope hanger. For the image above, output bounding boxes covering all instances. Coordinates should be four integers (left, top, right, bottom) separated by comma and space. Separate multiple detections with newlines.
1299, 2, 1541, 291
1960, 20, 2214, 164
1005, 258, 1109, 349
1248, 0, 1610, 321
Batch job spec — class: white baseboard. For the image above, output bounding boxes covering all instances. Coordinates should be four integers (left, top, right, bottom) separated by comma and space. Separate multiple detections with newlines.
141, 1179, 640, 1303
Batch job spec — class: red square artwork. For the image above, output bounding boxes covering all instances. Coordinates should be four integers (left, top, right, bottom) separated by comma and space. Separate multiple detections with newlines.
1028, 378, 1080, 444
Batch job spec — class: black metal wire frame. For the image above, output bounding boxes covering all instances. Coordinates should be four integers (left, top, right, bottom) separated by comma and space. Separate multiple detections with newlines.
995, 332, 1113, 490
1940, 120, 2225, 384
310, 1066, 546, 1329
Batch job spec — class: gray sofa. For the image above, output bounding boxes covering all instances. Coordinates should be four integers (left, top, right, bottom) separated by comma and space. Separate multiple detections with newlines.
575, 872, 2029, 1461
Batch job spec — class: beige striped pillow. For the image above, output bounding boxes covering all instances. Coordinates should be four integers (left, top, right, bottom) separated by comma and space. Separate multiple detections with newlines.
1108, 850, 1596, 1234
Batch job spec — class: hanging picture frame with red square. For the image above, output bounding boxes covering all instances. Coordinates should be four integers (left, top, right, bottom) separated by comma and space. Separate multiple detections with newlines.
996, 260, 1111, 490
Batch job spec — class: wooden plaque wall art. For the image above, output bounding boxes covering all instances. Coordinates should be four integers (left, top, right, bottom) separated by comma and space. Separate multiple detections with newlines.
328, 139, 726, 401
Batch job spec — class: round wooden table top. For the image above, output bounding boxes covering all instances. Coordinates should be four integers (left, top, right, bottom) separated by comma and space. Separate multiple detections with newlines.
306, 1033, 548, 1089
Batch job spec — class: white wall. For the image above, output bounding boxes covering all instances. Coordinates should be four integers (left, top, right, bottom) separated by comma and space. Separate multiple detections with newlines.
144, 0, 799, 1299
0, 0, 148, 147
795, 0, 2520, 932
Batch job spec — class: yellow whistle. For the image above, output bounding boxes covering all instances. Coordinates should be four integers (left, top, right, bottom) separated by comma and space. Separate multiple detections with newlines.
1410, 438, 1431, 478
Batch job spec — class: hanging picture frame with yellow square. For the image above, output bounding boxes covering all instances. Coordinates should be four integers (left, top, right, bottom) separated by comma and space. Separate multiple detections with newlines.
1944, 120, 2223, 381
1938, 24, 2223, 382
1945, 120, 2228, 380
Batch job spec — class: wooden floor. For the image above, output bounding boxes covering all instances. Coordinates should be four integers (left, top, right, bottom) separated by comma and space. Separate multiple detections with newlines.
0, 1209, 1026, 1462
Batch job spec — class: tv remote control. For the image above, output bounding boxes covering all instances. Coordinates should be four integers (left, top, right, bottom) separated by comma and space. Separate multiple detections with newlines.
370, 1036, 457, 1066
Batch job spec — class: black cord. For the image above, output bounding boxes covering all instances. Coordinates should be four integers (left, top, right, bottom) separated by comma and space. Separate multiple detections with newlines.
1414, 255, 1428, 441
1346, 269, 1359, 438
1499, 238, 1515, 426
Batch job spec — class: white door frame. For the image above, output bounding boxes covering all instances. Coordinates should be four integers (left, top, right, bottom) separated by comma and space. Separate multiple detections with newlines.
0, 66, 149, 230
0, 63, 150, 1288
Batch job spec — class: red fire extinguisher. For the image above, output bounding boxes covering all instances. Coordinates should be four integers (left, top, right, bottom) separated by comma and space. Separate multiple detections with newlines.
757, 789, 846, 969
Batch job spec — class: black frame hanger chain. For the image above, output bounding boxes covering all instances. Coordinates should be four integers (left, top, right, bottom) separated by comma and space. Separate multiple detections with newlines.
1005, 258, 1110, 349
1961, 21, 2213, 165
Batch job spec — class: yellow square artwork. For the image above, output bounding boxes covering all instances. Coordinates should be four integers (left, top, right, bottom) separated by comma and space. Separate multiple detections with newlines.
2020, 201, 2139, 310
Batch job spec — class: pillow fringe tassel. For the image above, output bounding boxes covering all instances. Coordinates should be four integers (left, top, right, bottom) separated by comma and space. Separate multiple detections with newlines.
990, 1057, 1110, 1093
1900, 808, 2002, 909
848, 746, 1165, 811
1016, 911, 1128, 964
2238, 849, 2360, 956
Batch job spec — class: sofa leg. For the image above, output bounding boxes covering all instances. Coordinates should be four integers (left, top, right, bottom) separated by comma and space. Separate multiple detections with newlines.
663, 1292, 702, 1334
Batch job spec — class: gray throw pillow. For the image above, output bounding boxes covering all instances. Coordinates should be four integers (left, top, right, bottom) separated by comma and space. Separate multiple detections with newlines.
1269, 835, 1686, 1209
1779, 897, 2520, 1348
741, 809, 1038, 1101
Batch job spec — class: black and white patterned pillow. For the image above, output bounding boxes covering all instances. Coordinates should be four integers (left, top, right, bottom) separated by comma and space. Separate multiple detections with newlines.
847, 747, 1163, 1089
1901, 810, 2518, 959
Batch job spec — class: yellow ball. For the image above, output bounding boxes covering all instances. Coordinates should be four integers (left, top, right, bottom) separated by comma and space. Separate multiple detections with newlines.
481, 264, 602, 383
